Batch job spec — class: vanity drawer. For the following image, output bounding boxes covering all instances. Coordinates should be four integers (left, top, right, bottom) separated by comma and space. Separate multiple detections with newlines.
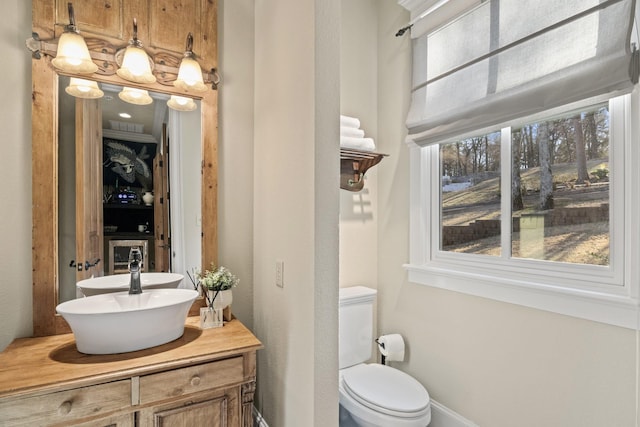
0, 379, 131, 426
139, 356, 244, 404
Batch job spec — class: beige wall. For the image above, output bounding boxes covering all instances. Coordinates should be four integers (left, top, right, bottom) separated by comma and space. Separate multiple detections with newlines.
373, 1, 639, 426
218, 0, 255, 327
339, 0, 379, 290
253, 0, 340, 425
0, 1, 33, 350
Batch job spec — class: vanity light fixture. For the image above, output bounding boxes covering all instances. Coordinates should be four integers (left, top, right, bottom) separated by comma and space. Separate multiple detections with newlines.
26, 8, 221, 93
174, 33, 207, 93
65, 77, 104, 99
118, 87, 153, 105
51, 3, 98, 74
167, 95, 197, 111
116, 19, 156, 84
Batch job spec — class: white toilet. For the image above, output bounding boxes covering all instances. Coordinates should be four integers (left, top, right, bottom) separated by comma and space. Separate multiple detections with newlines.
339, 286, 431, 427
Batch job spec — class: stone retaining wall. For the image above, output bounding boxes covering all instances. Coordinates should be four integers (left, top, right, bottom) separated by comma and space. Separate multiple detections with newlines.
442, 204, 609, 246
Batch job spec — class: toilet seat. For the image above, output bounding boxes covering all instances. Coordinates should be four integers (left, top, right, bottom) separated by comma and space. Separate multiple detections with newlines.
341, 364, 430, 418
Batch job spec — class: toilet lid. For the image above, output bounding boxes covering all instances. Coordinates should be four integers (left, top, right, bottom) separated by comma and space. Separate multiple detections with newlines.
342, 364, 429, 416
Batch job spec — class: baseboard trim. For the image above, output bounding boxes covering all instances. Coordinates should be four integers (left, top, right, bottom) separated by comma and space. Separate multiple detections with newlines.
430, 399, 479, 427
253, 400, 475, 427
253, 405, 269, 427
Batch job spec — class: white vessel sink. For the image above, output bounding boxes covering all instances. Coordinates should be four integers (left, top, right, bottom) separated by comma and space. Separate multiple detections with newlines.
56, 289, 198, 354
77, 272, 184, 296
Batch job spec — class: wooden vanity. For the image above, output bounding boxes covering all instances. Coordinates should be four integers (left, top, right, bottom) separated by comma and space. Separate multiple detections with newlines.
0, 318, 262, 427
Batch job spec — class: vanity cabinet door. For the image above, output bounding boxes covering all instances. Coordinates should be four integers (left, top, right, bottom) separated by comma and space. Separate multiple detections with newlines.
137, 388, 239, 427
137, 357, 245, 426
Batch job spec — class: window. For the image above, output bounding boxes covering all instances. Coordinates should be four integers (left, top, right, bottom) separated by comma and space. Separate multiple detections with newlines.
440, 131, 502, 256
510, 104, 611, 266
406, 92, 640, 328
439, 103, 611, 266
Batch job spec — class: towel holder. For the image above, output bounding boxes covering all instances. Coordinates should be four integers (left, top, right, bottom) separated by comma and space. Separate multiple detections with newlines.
340, 148, 387, 192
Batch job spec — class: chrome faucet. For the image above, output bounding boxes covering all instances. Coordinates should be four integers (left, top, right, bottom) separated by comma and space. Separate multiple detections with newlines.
128, 247, 143, 294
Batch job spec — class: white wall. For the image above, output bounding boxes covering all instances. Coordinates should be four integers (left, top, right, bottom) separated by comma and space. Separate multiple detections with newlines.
374, 1, 638, 427
0, 0, 33, 350
253, 0, 340, 424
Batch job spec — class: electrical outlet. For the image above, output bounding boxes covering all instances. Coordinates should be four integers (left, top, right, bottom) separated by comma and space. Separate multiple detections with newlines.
276, 260, 284, 288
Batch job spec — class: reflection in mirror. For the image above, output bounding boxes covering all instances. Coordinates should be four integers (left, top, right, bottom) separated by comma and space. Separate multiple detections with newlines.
57, 76, 202, 303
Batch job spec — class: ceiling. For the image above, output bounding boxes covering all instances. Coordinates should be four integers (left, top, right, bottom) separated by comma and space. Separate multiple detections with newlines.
58, 75, 169, 144
101, 83, 169, 143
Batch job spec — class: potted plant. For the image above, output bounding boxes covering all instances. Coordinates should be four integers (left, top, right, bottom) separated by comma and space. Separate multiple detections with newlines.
196, 264, 239, 310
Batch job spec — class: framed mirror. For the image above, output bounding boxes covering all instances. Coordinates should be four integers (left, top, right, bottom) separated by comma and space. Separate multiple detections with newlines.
31, 1, 218, 336
57, 77, 203, 303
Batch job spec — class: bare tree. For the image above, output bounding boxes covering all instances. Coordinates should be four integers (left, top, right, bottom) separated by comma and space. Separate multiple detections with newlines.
468, 137, 484, 174
584, 111, 599, 159
461, 142, 471, 175
538, 123, 554, 210
484, 135, 490, 171
512, 130, 524, 211
572, 114, 589, 184
455, 141, 462, 176
555, 119, 574, 164
523, 125, 538, 168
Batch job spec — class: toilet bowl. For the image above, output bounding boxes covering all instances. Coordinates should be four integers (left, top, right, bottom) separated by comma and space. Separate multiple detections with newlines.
339, 286, 431, 427
339, 364, 431, 427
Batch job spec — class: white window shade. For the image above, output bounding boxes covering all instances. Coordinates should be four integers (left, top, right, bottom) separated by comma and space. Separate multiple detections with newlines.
404, 0, 638, 146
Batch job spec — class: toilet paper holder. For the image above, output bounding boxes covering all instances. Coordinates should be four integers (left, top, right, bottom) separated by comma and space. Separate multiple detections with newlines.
375, 337, 388, 365
375, 334, 405, 365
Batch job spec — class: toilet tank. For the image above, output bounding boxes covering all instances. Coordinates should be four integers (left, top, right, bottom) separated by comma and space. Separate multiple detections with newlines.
339, 286, 377, 369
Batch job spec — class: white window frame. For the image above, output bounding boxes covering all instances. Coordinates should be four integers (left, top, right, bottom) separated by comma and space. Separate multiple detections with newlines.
405, 90, 640, 329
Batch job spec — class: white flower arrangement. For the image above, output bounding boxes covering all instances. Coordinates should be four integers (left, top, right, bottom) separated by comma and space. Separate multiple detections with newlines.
197, 264, 239, 291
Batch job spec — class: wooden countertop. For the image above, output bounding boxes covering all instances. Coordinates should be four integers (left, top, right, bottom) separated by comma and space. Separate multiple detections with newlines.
0, 318, 262, 399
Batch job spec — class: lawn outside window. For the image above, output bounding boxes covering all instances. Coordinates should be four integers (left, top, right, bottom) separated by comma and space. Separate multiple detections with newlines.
405, 91, 640, 329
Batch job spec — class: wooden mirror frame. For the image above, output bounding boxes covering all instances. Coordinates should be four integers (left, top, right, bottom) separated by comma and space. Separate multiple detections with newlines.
31, 1, 218, 336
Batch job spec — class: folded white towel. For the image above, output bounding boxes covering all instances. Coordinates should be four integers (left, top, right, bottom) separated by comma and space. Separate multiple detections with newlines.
340, 136, 376, 152
340, 115, 360, 129
340, 126, 365, 138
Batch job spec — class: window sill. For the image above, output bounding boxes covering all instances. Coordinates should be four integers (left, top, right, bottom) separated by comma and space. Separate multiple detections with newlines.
404, 263, 639, 329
